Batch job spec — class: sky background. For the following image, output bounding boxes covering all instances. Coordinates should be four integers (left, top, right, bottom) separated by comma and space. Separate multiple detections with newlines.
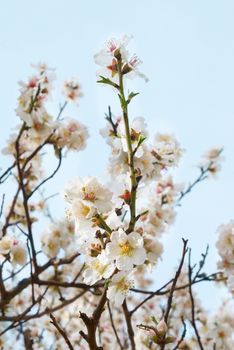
1, 0, 234, 309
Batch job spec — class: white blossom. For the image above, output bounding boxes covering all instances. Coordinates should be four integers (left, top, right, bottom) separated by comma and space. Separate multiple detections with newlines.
107, 271, 134, 306
83, 252, 115, 285
105, 228, 147, 270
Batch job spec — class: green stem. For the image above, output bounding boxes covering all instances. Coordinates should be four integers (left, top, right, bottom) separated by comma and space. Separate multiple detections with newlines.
117, 59, 137, 233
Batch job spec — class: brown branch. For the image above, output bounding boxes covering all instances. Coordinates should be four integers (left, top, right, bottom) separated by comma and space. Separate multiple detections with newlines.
27, 148, 62, 199
0, 288, 89, 334
123, 300, 135, 350
188, 249, 204, 350
107, 301, 124, 350
130, 278, 174, 315
0, 162, 16, 184
172, 318, 187, 350
80, 286, 107, 350
50, 313, 74, 350
23, 329, 33, 350
0, 252, 80, 309
176, 152, 223, 205
164, 239, 188, 323
15, 124, 38, 271
2, 185, 21, 236
160, 239, 188, 350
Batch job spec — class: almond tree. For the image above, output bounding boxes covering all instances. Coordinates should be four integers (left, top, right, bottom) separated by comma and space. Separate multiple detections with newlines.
0, 36, 232, 350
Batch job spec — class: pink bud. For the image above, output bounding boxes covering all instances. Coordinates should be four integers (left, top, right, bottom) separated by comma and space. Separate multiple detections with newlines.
156, 320, 168, 336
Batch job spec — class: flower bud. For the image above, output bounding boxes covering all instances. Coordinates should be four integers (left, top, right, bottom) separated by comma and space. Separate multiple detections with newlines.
156, 319, 168, 336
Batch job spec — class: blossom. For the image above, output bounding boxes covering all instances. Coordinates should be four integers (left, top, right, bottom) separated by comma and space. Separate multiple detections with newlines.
64, 177, 113, 215
0, 236, 12, 254
41, 231, 60, 258
94, 35, 148, 82
105, 228, 147, 270
10, 240, 27, 266
200, 147, 223, 176
40, 220, 76, 258
143, 235, 163, 264
83, 252, 115, 285
107, 271, 134, 306
155, 176, 183, 205
62, 78, 83, 102
55, 118, 89, 151
216, 221, 234, 263
0, 237, 27, 266
152, 133, 183, 169
16, 63, 55, 127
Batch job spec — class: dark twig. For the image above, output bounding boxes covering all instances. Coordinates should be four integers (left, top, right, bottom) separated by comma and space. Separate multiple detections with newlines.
160, 239, 188, 350
0, 194, 5, 218
172, 318, 187, 350
27, 148, 62, 199
23, 329, 33, 350
50, 313, 74, 350
107, 301, 124, 350
188, 249, 204, 350
80, 286, 107, 350
123, 300, 135, 350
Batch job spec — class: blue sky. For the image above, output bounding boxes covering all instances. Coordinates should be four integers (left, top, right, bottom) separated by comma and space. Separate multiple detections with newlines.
1, 0, 234, 308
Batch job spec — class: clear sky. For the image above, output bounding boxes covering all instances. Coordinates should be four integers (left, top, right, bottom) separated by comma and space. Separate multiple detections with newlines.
1, 0, 234, 309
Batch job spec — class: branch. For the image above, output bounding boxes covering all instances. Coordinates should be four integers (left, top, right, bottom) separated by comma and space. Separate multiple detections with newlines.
50, 313, 74, 350
172, 318, 187, 350
123, 300, 135, 350
188, 249, 204, 350
80, 287, 107, 350
107, 301, 124, 350
160, 239, 188, 350
27, 148, 62, 199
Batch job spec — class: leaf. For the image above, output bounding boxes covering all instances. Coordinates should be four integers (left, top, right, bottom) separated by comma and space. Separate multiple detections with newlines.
127, 91, 139, 104
97, 76, 119, 89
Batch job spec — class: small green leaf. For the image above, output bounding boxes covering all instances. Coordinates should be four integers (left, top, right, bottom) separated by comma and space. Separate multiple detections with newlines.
127, 91, 139, 104
97, 76, 119, 89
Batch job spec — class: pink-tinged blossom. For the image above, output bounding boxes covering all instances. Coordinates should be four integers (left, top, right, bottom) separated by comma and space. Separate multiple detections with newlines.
62, 78, 83, 102
143, 235, 163, 264
152, 133, 183, 169
200, 147, 224, 176
216, 221, 234, 264
107, 271, 134, 306
94, 35, 148, 82
216, 221, 234, 296
16, 63, 55, 127
64, 176, 113, 215
0, 237, 27, 266
55, 118, 89, 151
10, 240, 27, 266
105, 228, 147, 270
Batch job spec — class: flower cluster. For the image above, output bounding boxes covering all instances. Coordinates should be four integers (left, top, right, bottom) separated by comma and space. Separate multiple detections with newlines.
216, 221, 234, 294
94, 35, 148, 82
41, 220, 75, 258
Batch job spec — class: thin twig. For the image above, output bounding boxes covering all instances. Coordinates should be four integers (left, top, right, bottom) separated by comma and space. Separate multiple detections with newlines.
107, 301, 124, 350
188, 249, 204, 350
50, 313, 74, 350
123, 300, 135, 350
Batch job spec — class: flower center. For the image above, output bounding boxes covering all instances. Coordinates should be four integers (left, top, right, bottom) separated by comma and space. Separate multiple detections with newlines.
119, 242, 134, 256
116, 278, 129, 292
107, 58, 118, 77
83, 191, 97, 202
